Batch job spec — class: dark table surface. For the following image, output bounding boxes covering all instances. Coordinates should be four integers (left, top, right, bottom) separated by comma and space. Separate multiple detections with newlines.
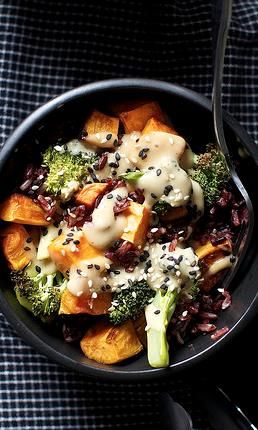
0, 1, 257, 429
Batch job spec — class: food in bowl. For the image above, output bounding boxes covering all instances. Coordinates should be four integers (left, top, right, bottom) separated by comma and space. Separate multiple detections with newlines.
0, 100, 246, 368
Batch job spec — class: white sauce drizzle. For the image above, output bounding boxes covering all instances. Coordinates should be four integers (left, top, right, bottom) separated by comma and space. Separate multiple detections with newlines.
83, 187, 128, 249
84, 132, 118, 148
207, 255, 232, 276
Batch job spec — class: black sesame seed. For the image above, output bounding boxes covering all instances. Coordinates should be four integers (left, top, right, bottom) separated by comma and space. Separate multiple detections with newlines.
94, 264, 100, 270
143, 147, 150, 152
77, 269, 82, 275
156, 169, 162, 176
112, 171, 117, 176
136, 138, 139, 143
116, 195, 122, 201
164, 185, 173, 196
113, 139, 119, 147
64, 144, 68, 150
167, 256, 174, 261
163, 270, 168, 274
58, 229, 62, 236
160, 254, 166, 259
162, 245, 166, 251
62, 240, 69, 245
190, 261, 196, 267
167, 265, 174, 271
154, 309, 161, 315
115, 153, 121, 161
148, 166, 155, 170
106, 284, 111, 290
67, 232, 74, 237
160, 284, 167, 289
26, 237, 33, 243
87, 264, 93, 269
53, 221, 59, 228
106, 133, 112, 140
109, 162, 119, 168
177, 255, 183, 263
35, 265, 41, 273
114, 270, 120, 275
24, 246, 31, 251
230, 256, 236, 263
189, 270, 197, 276
164, 277, 170, 283
73, 240, 80, 245
151, 193, 157, 199
42, 228, 48, 236
107, 194, 113, 199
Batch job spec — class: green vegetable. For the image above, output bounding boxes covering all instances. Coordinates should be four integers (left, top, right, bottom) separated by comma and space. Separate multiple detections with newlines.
119, 170, 144, 182
42, 145, 98, 196
152, 200, 172, 216
189, 144, 230, 205
109, 280, 155, 325
11, 266, 67, 321
145, 287, 178, 368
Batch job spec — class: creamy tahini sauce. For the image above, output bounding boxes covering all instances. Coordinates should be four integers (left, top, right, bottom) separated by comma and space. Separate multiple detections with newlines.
67, 255, 112, 296
84, 187, 128, 249
206, 255, 232, 276
84, 132, 118, 148
189, 179, 204, 218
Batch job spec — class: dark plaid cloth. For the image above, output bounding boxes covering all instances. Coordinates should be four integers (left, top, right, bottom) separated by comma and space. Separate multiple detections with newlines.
0, 1, 257, 429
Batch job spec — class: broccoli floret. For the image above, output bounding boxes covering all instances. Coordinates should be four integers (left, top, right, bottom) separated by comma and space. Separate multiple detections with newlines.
189, 144, 230, 205
42, 145, 98, 197
145, 287, 178, 368
152, 200, 172, 216
119, 170, 144, 182
11, 268, 67, 321
109, 280, 155, 325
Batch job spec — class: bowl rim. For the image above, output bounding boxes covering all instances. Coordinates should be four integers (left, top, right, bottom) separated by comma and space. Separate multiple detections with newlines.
0, 78, 258, 381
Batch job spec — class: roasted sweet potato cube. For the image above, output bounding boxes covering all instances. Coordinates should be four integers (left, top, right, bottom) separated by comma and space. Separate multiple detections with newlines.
119, 101, 166, 133
75, 183, 108, 209
195, 240, 232, 260
0, 194, 50, 226
0, 223, 36, 270
59, 289, 112, 315
48, 232, 101, 274
142, 117, 178, 135
122, 202, 150, 248
84, 110, 119, 135
80, 320, 143, 364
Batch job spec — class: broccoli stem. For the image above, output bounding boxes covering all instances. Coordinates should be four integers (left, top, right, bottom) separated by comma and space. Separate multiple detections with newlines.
145, 288, 178, 368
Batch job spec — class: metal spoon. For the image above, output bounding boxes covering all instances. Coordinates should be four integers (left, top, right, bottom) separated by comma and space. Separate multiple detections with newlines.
212, 0, 254, 289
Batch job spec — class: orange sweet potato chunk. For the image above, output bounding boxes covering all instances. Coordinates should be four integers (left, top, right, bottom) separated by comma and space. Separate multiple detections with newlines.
48, 232, 101, 274
80, 319, 143, 364
75, 183, 109, 209
122, 202, 150, 248
59, 288, 112, 315
0, 223, 35, 270
0, 194, 50, 226
195, 240, 232, 260
84, 110, 119, 135
119, 101, 166, 133
142, 117, 178, 135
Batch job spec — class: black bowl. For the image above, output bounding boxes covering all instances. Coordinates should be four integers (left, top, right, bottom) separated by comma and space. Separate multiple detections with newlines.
0, 78, 258, 381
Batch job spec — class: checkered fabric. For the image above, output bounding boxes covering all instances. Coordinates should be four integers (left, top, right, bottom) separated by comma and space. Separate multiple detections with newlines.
0, 1, 257, 429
